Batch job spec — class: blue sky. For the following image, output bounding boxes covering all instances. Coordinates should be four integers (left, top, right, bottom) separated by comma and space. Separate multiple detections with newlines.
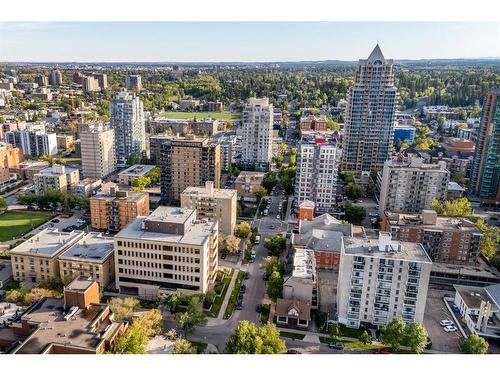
0, 22, 498, 62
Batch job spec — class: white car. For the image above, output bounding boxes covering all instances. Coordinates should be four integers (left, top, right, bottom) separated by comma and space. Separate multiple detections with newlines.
443, 325, 457, 333
440, 319, 454, 327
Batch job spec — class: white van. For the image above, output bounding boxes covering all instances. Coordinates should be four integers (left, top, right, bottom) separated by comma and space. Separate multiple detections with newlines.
254, 235, 261, 245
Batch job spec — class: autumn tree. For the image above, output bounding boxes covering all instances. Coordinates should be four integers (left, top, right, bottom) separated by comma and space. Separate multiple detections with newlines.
234, 221, 251, 238
173, 338, 197, 354
109, 297, 141, 321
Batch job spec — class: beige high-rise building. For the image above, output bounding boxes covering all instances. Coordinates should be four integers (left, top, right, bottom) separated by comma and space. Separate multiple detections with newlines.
114, 206, 218, 300
377, 155, 450, 216
159, 135, 221, 203
80, 126, 116, 179
82, 76, 100, 93
181, 181, 237, 236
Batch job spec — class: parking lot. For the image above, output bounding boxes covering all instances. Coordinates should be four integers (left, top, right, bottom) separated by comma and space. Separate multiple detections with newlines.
423, 288, 462, 353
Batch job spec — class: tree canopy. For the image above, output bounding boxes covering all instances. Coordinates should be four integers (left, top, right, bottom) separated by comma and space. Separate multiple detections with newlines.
461, 334, 489, 354
225, 321, 286, 354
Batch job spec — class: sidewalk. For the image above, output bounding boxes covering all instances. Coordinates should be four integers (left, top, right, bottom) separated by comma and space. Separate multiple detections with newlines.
216, 267, 239, 320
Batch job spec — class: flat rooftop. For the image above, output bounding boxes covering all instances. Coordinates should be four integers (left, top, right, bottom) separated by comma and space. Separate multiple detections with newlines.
343, 236, 432, 263
292, 248, 315, 279
92, 187, 148, 203
234, 171, 265, 182
182, 185, 236, 199
65, 277, 96, 292
117, 207, 217, 246
118, 164, 155, 177
36, 166, 78, 176
385, 211, 481, 232
11, 297, 116, 354
10, 229, 84, 258
59, 233, 114, 263
454, 285, 500, 311
147, 206, 195, 225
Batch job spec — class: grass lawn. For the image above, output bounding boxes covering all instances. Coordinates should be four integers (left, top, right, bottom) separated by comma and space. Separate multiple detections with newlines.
0, 211, 54, 242
279, 331, 306, 340
161, 111, 240, 121
207, 269, 234, 318
319, 336, 384, 351
338, 324, 366, 339
260, 304, 270, 324
189, 341, 208, 354
223, 271, 245, 319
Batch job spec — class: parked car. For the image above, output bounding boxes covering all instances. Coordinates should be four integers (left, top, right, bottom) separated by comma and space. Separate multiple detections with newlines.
221, 252, 227, 259
439, 319, 454, 327
51, 219, 60, 223
236, 303, 243, 310
240, 284, 246, 293
254, 235, 261, 245
250, 250, 256, 258
256, 304, 262, 313
244, 271, 250, 279
425, 337, 432, 349
263, 272, 270, 281
286, 349, 302, 354
328, 342, 344, 350
443, 325, 457, 333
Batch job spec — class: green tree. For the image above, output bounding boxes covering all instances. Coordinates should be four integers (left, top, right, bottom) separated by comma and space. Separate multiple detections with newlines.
148, 166, 161, 184
344, 183, 366, 200
359, 330, 371, 345
263, 234, 286, 256
234, 221, 251, 238
260, 256, 285, 276
266, 271, 283, 301
173, 338, 197, 354
273, 155, 283, 168
476, 219, 500, 261
17, 193, 38, 208
131, 176, 151, 192
461, 334, 489, 354
380, 318, 406, 352
0, 197, 7, 213
262, 171, 277, 191
225, 321, 286, 354
328, 323, 341, 343
344, 201, 366, 225
451, 171, 466, 185
432, 197, 472, 217
253, 186, 267, 203
403, 322, 428, 354
175, 296, 207, 338
114, 309, 163, 354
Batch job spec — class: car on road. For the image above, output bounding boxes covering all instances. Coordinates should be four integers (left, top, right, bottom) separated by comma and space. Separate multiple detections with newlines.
263, 209, 268, 216
443, 325, 457, 333
250, 250, 256, 258
254, 235, 261, 245
439, 319, 454, 327
277, 215, 280, 220
328, 342, 345, 350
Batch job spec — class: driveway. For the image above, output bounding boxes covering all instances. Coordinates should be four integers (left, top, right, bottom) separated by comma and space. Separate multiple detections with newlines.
423, 288, 462, 353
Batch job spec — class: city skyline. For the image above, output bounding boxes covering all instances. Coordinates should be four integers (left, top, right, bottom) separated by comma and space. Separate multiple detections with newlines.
1, 22, 499, 62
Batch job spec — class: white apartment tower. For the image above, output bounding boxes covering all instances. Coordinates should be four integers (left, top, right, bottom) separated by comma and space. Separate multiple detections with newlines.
378, 155, 450, 216
241, 97, 273, 169
341, 44, 398, 173
109, 90, 146, 165
80, 126, 116, 179
337, 232, 432, 328
295, 137, 338, 213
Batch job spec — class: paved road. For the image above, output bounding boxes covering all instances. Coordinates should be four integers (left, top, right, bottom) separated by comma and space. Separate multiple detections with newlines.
165, 207, 290, 351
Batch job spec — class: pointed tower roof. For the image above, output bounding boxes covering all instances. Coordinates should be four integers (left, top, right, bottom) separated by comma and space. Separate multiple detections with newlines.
367, 44, 385, 63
